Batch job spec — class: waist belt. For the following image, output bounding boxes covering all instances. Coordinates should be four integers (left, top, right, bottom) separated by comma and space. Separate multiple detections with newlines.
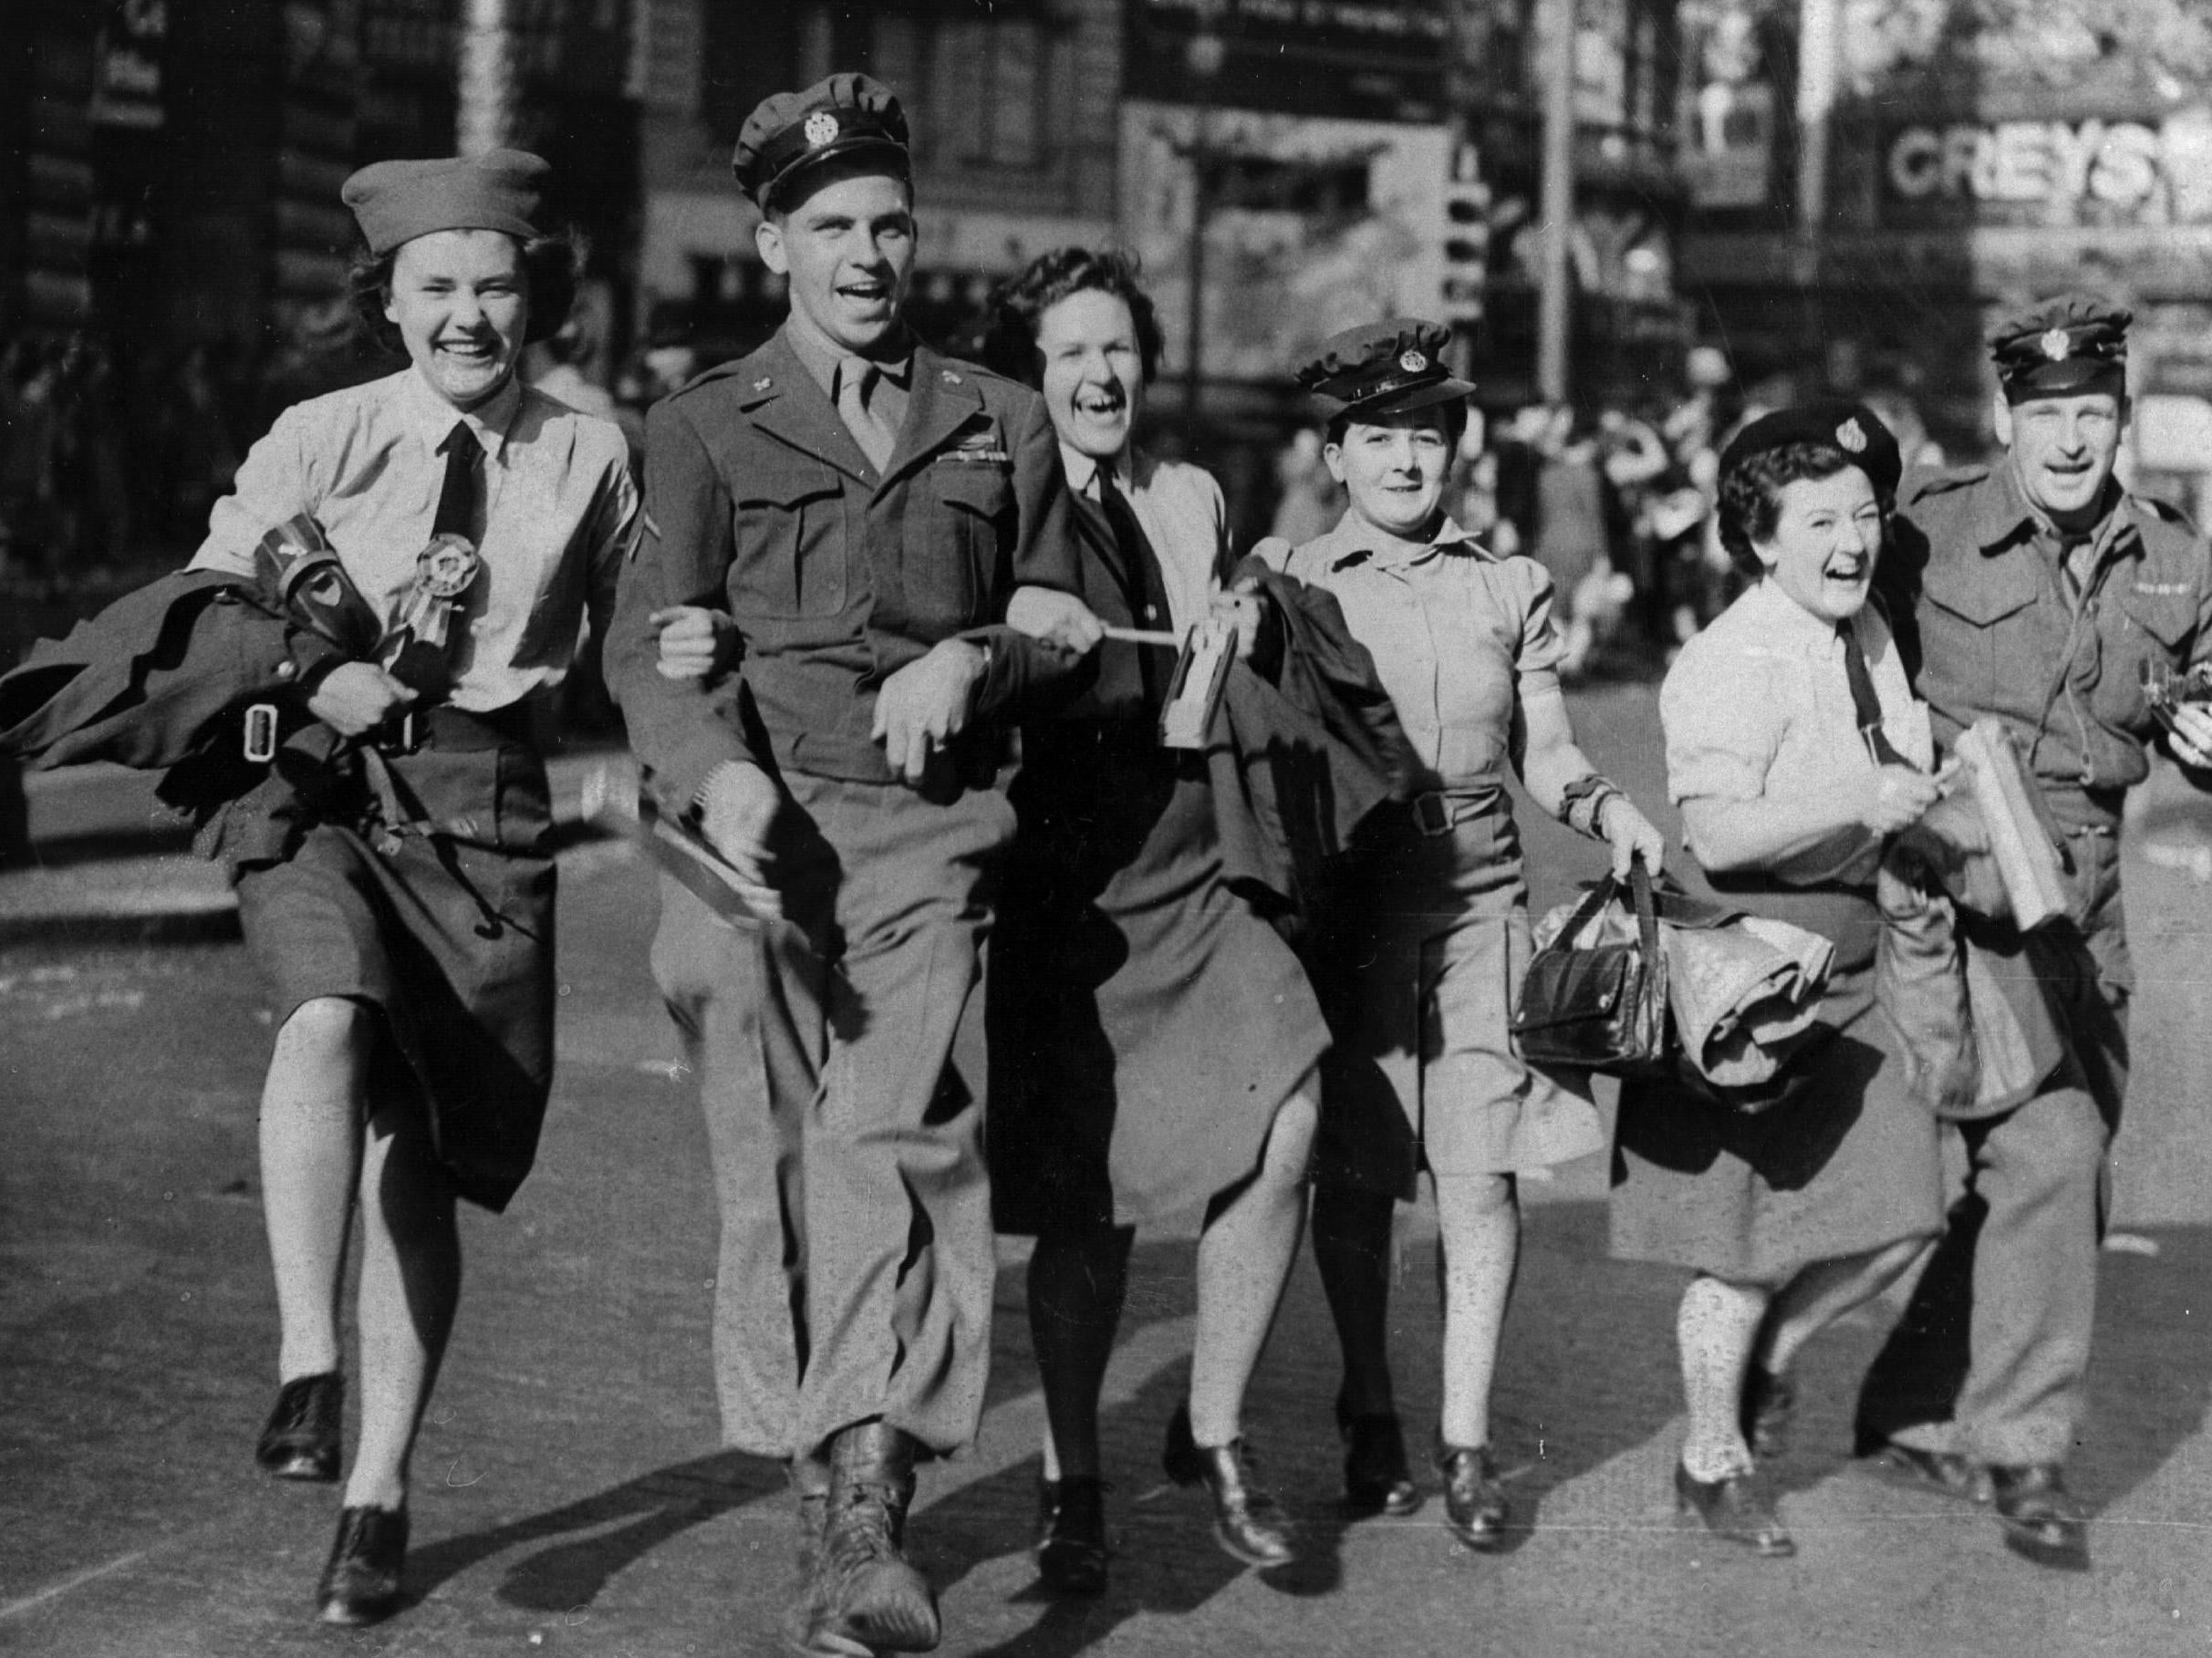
1407, 779, 1504, 837
391, 700, 543, 753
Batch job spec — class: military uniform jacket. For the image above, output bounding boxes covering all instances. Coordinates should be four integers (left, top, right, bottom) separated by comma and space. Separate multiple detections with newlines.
1881, 462, 2212, 824
610, 327, 1082, 806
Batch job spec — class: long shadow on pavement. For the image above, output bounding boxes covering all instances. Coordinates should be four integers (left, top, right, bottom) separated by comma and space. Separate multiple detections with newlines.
404, 1448, 782, 1614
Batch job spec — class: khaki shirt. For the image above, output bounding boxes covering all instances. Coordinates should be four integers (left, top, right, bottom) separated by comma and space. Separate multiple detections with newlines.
1662, 577, 1931, 887
1882, 461, 2212, 824
1261, 513, 1561, 792
190, 368, 638, 713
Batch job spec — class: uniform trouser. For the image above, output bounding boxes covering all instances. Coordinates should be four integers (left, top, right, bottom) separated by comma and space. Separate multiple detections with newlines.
650, 772, 1014, 1462
1855, 831, 2128, 1467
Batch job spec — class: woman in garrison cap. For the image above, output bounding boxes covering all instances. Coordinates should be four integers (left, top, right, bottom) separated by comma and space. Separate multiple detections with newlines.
183, 150, 638, 1623
1610, 402, 1944, 1558
1255, 319, 1666, 1551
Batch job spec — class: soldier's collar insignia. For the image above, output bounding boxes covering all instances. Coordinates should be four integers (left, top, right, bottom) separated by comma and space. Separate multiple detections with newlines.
753, 377, 773, 391
941, 369, 962, 385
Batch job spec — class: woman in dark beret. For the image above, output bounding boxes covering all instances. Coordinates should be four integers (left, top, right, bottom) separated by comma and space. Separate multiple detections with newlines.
1609, 401, 1946, 1556
185, 151, 638, 1623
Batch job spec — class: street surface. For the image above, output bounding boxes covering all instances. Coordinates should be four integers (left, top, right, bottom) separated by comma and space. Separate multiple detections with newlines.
5, 682, 2212, 1657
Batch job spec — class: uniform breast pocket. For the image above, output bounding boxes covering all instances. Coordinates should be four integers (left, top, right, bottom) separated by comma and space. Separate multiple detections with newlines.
912, 462, 1014, 629
2102, 587, 2196, 726
732, 461, 850, 619
1922, 562, 2039, 699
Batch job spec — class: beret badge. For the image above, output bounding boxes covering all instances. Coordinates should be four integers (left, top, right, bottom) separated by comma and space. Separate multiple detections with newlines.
1399, 350, 1428, 374
804, 110, 839, 149
2040, 326, 2072, 362
1834, 417, 1867, 453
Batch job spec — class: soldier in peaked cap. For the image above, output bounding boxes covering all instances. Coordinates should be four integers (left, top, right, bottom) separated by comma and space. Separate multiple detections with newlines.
1855, 295, 2212, 1565
604, 70, 1085, 1656
182, 149, 639, 1625
1257, 319, 1667, 1551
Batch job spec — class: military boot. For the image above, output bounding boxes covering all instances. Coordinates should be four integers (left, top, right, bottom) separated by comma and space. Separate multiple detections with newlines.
805, 1421, 940, 1653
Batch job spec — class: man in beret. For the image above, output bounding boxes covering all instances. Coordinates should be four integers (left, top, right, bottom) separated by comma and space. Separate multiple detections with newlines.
1857, 295, 2212, 1564
606, 71, 1083, 1654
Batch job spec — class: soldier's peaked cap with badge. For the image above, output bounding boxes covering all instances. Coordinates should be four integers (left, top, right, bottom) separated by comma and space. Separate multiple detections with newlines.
1718, 399, 1902, 499
733, 73, 911, 212
1989, 294, 2131, 400
1296, 319, 1475, 420
341, 150, 551, 256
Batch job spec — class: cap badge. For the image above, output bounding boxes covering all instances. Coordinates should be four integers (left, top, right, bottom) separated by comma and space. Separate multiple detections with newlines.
2040, 326, 2072, 362
1399, 350, 1428, 374
804, 110, 840, 149
1835, 417, 1867, 453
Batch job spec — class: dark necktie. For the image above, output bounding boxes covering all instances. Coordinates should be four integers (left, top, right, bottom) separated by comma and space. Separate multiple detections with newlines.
1839, 618, 1909, 767
1095, 468, 1176, 705
434, 420, 482, 541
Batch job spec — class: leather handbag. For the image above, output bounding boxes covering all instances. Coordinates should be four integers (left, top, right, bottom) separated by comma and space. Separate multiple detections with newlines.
1511, 855, 1670, 1075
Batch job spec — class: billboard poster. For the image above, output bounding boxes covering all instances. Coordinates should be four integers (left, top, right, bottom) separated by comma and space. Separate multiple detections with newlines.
1124, 0, 1450, 124
1120, 100, 1449, 385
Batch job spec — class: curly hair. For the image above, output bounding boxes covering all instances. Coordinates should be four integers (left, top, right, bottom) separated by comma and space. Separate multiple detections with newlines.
1716, 441, 1864, 575
347, 227, 582, 355
991, 247, 1166, 386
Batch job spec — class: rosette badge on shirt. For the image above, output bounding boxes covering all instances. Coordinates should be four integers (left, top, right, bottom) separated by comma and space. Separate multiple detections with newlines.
382, 421, 488, 700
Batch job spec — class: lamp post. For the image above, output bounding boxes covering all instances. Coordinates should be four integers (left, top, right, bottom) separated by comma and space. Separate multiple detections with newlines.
1535, 0, 1577, 405
1182, 22, 1227, 450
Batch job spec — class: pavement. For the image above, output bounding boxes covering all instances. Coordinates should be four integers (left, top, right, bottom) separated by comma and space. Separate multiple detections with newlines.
5, 685, 2212, 1657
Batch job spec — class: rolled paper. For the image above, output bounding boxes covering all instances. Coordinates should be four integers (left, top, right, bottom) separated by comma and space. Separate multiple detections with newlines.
1099, 625, 1183, 648
1954, 720, 2069, 931
1159, 616, 1235, 750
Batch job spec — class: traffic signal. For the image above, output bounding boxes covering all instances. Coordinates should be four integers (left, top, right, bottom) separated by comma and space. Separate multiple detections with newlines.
1439, 142, 1490, 323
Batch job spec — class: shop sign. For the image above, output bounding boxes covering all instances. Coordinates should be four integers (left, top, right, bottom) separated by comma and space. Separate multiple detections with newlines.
1882, 110, 2212, 225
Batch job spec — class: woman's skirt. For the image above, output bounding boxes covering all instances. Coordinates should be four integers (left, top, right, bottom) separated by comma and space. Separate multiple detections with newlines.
1609, 877, 1944, 1282
988, 734, 1327, 1233
233, 730, 556, 1213
1311, 792, 1606, 1200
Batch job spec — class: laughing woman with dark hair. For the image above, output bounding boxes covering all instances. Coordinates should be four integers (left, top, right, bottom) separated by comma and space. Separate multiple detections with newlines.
1611, 402, 1944, 1559
985, 245, 1330, 1590
187, 151, 637, 1624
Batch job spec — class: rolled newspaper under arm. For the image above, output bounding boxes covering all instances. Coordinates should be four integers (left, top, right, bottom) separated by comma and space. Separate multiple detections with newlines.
1952, 720, 2069, 931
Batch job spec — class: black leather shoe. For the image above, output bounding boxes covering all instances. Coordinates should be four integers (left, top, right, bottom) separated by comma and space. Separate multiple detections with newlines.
256, 1372, 342, 1483
808, 1423, 939, 1654
1163, 1404, 1295, 1568
1740, 1365, 1796, 1460
1673, 1463, 1795, 1558
1035, 1475, 1110, 1596
1990, 1464, 2089, 1566
316, 1505, 407, 1625
1438, 1445, 1509, 1550
1336, 1394, 1420, 1518
1862, 1441, 1989, 1505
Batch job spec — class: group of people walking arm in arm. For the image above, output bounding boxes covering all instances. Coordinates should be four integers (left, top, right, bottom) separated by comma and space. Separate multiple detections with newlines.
131, 60, 2212, 1655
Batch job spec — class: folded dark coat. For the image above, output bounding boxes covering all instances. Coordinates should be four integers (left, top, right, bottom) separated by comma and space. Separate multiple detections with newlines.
0, 570, 295, 772
1207, 562, 1416, 924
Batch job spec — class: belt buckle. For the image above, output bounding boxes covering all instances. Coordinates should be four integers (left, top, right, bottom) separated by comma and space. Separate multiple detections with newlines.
1410, 792, 1453, 836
